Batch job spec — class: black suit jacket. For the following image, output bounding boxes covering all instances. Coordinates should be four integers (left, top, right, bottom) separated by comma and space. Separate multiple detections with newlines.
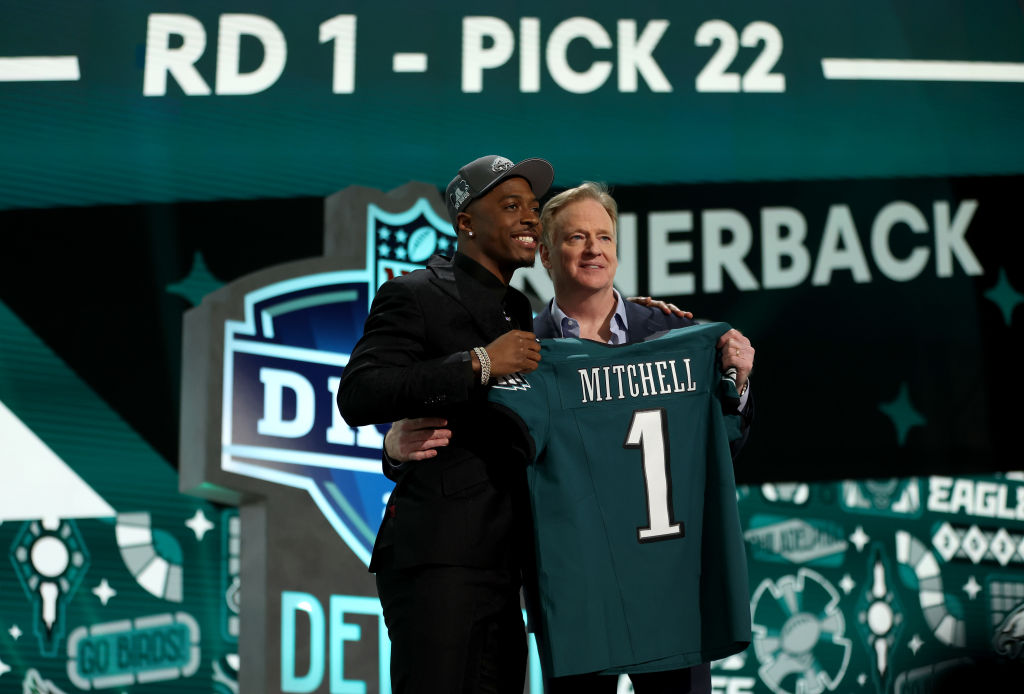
337, 253, 533, 572
533, 299, 753, 455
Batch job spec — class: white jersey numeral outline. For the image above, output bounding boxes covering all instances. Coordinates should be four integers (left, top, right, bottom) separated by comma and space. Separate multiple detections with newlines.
623, 408, 684, 542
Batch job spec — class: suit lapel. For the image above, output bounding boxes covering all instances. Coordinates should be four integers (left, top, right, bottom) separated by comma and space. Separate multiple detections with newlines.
533, 303, 558, 338
623, 300, 665, 340
426, 256, 508, 341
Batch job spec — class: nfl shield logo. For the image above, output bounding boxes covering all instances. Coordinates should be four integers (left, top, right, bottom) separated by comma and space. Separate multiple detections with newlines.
369, 197, 456, 288
216, 187, 455, 565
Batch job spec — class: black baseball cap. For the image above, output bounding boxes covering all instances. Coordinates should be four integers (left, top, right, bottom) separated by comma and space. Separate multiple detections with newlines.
445, 155, 554, 225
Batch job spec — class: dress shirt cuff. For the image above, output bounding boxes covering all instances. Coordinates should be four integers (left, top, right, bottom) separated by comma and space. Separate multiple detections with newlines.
738, 381, 751, 412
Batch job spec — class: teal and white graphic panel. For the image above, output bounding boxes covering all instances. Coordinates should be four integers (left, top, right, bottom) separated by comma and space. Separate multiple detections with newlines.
2, 1, 1023, 209
0, 300, 238, 693
722, 475, 1024, 693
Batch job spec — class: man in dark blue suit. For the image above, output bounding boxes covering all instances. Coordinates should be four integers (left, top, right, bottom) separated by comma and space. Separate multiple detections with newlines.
533, 182, 753, 396
527, 182, 753, 693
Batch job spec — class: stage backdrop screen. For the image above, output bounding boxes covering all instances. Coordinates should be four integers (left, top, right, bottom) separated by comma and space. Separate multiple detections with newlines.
1, 0, 1023, 209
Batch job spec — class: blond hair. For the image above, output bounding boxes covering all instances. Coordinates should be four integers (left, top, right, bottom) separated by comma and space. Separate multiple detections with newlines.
540, 182, 617, 247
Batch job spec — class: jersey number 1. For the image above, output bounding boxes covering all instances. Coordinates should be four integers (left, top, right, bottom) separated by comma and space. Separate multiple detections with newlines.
623, 408, 684, 543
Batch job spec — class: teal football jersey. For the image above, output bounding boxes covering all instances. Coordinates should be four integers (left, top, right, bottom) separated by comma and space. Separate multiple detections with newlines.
488, 323, 751, 677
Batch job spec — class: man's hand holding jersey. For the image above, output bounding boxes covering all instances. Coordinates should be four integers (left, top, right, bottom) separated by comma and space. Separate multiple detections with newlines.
718, 328, 754, 395
478, 329, 541, 378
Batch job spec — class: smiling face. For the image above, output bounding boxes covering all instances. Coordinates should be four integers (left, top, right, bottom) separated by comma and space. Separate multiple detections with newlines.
457, 176, 540, 284
541, 197, 618, 296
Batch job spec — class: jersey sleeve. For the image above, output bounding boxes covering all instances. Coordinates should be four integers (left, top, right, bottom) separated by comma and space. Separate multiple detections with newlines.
486, 370, 551, 463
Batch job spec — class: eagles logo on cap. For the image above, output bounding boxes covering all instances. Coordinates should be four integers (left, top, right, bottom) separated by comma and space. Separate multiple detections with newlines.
490, 157, 514, 173
444, 154, 554, 226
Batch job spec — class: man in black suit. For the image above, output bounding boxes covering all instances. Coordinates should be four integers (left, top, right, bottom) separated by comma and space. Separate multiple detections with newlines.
337, 154, 554, 694
388, 182, 755, 694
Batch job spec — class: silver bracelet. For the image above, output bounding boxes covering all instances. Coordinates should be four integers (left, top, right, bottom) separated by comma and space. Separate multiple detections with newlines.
472, 346, 491, 385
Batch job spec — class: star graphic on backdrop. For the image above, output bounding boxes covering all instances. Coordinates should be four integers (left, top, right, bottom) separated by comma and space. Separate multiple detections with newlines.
378, 242, 390, 257
395, 230, 408, 244
165, 252, 225, 306
92, 578, 117, 606
839, 574, 856, 594
7, 625, 21, 640
186, 509, 215, 541
908, 633, 924, 655
849, 526, 870, 552
963, 576, 982, 600
378, 227, 391, 240
983, 268, 1023, 326
878, 382, 926, 446
0, 656, 10, 677
395, 246, 407, 260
